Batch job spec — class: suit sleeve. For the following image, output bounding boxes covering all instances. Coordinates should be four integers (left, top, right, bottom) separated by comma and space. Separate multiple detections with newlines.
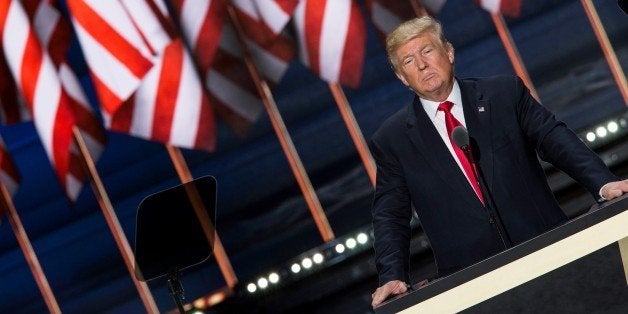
512, 77, 618, 198
370, 136, 413, 286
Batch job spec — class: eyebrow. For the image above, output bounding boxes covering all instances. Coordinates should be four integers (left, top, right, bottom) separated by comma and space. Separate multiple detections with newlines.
400, 43, 433, 60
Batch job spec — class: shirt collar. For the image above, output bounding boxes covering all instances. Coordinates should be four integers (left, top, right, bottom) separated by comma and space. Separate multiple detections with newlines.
420, 80, 462, 119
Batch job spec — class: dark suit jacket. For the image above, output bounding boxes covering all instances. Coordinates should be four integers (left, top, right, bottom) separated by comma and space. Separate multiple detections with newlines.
370, 75, 617, 285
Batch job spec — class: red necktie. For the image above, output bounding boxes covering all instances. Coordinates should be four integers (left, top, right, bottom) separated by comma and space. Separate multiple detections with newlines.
438, 101, 485, 205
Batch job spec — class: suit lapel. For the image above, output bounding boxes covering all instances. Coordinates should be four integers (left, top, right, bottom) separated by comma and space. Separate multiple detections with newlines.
404, 96, 480, 209
460, 79, 494, 192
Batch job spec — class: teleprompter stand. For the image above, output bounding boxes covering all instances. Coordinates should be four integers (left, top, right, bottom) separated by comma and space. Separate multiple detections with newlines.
168, 268, 185, 313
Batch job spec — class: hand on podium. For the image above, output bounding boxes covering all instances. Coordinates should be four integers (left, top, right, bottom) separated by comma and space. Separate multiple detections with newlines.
371, 280, 408, 308
372, 279, 430, 307
601, 179, 628, 201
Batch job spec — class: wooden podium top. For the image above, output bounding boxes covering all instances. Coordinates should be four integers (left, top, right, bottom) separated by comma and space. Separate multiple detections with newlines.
375, 195, 628, 314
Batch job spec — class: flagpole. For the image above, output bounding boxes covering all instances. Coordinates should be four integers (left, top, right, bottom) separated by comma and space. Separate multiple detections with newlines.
165, 145, 238, 289
580, 0, 628, 105
490, 13, 540, 101
226, 3, 335, 242
409, 0, 428, 16
328, 83, 376, 186
0, 184, 61, 314
72, 127, 159, 313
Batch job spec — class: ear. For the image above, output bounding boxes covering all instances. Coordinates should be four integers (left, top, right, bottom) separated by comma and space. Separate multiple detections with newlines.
447, 43, 455, 64
395, 72, 409, 87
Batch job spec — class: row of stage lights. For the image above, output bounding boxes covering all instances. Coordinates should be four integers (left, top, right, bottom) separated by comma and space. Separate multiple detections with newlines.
245, 231, 371, 294
583, 117, 627, 143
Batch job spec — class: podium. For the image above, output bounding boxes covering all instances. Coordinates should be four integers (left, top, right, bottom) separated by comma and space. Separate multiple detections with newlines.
375, 195, 628, 313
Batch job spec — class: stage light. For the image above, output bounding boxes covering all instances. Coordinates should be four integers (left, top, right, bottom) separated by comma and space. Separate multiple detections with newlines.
620, 118, 627, 128
335, 243, 345, 253
346, 238, 357, 249
247, 283, 257, 293
607, 121, 618, 133
191, 310, 204, 314
207, 290, 228, 307
596, 126, 607, 138
586, 132, 596, 142
257, 277, 268, 289
302, 257, 313, 269
193, 298, 207, 309
313, 252, 324, 264
268, 272, 279, 284
357, 233, 368, 244
291, 263, 301, 273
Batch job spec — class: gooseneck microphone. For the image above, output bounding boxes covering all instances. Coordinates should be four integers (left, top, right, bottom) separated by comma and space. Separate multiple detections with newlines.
452, 126, 480, 192
452, 126, 471, 153
451, 126, 513, 248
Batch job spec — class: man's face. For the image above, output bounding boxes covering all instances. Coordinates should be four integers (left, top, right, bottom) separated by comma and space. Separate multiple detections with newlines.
393, 32, 455, 102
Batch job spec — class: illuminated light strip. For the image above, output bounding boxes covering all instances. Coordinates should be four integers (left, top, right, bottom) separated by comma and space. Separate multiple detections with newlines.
244, 228, 375, 294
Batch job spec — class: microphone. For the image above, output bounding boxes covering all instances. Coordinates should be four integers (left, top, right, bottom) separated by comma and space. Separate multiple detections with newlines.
452, 126, 470, 152
451, 126, 478, 183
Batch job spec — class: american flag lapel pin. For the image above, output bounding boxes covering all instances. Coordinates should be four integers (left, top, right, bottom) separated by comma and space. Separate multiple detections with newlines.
478, 106, 485, 113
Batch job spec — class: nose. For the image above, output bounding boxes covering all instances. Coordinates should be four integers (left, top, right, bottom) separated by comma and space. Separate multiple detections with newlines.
416, 57, 427, 70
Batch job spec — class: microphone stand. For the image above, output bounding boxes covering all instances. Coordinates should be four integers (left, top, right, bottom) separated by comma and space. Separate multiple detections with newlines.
461, 143, 513, 249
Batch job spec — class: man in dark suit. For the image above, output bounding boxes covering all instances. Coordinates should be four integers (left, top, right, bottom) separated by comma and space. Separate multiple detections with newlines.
370, 16, 628, 307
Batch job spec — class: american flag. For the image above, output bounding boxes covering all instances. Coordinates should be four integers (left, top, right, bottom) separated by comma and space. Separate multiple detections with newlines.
65, 0, 155, 125
29, 0, 106, 200
172, 0, 297, 136
70, 0, 217, 151
0, 0, 99, 201
294, 0, 366, 88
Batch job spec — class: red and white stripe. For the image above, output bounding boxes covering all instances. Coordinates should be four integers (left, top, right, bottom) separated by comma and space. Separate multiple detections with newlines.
109, 0, 216, 151
250, 0, 298, 34
173, 0, 296, 135
65, 0, 155, 125
28, 0, 108, 200
206, 26, 264, 127
111, 39, 216, 151
232, 0, 296, 82
234, 0, 298, 37
169, 0, 225, 74
211, 1, 296, 129
294, 0, 366, 88
366, 0, 419, 45
0, 136, 19, 197
477, 0, 521, 17
0, 0, 76, 199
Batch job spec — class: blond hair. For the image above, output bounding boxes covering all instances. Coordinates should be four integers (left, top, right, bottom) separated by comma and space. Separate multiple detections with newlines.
386, 16, 450, 71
